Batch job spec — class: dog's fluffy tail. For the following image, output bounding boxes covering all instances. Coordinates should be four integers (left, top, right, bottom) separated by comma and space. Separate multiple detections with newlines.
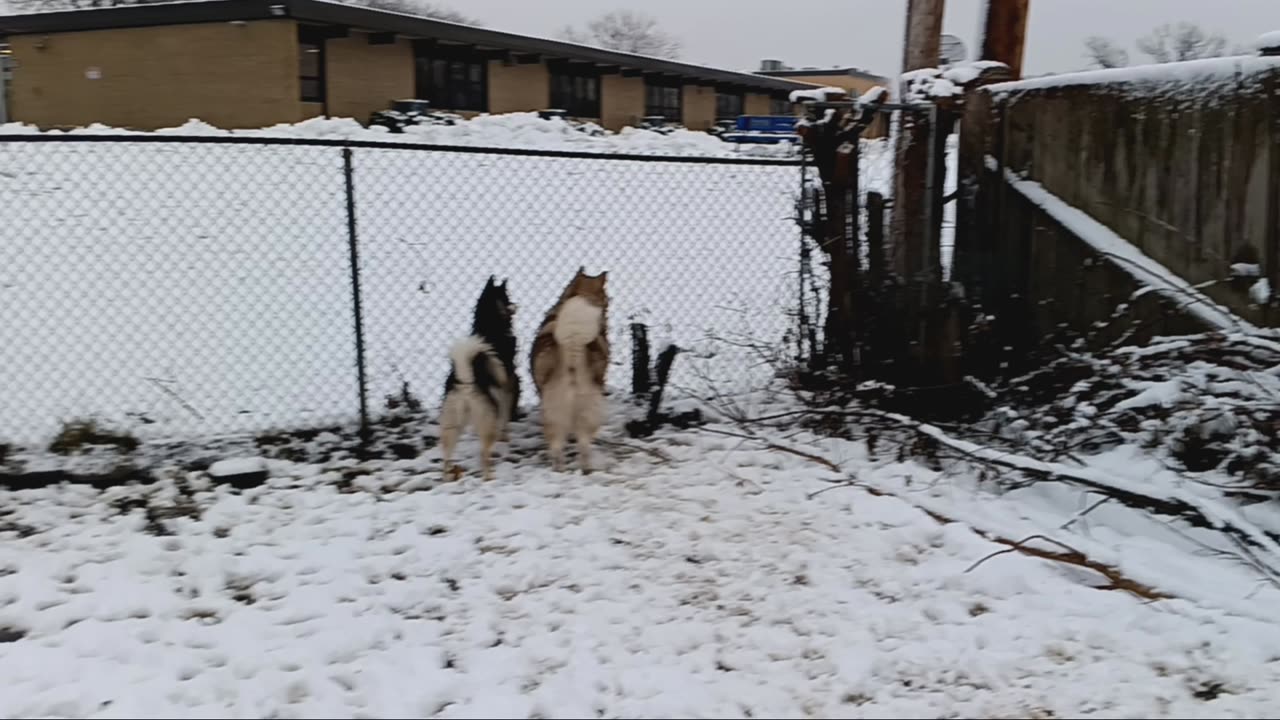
449, 335, 501, 390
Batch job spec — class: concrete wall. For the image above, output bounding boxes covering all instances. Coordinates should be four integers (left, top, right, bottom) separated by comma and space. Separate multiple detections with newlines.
601, 74, 643, 130
325, 32, 414, 122
488, 60, 549, 115
8, 20, 301, 130
681, 84, 715, 130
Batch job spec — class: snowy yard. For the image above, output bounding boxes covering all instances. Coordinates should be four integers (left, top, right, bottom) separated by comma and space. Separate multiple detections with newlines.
3, 396, 1280, 718
3, 113, 1279, 720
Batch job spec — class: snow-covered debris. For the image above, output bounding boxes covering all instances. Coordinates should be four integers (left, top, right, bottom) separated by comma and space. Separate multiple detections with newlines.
1257, 30, 1280, 54
858, 85, 889, 107
1230, 262, 1262, 278
207, 456, 267, 478
1250, 278, 1272, 306
900, 62, 1008, 103
788, 86, 848, 103
902, 67, 960, 102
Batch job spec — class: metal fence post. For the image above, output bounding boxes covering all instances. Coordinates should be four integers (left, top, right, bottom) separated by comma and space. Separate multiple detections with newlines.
343, 147, 371, 443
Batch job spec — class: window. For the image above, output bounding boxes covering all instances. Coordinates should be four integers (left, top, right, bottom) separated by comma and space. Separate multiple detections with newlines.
770, 97, 793, 115
715, 91, 743, 120
644, 80, 682, 122
413, 43, 488, 112
297, 27, 326, 104
549, 66, 601, 118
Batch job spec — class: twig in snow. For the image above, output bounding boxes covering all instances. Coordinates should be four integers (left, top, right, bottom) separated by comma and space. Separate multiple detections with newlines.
1059, 495, 1113, 531
964, 534, 1168, 601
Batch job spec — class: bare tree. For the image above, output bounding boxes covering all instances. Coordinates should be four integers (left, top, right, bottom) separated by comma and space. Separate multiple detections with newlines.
1083, 36, 1130, 69
558, 10, 681, 59
1137, 22, 1227, 63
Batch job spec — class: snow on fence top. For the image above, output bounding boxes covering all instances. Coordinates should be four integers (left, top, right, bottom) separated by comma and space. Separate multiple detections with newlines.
901, 61, 1009, 103
985, 55, 1280, 100
0, 112, 800, 159
1257, 30, 1280, 54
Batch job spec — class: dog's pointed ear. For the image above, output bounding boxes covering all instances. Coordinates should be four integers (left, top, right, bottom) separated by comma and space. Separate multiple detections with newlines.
485, 275, 495, 289
599, 270, 608, 281
499, 278, 508, 289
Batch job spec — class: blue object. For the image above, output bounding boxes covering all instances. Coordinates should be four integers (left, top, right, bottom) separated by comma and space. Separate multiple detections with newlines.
719, 115, 799, 144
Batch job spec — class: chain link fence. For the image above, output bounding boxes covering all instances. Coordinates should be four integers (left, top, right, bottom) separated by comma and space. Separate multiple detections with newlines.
0, 135, 805, 448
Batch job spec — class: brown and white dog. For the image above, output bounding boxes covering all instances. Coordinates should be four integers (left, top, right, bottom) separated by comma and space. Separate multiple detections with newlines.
529, 268, 610, 473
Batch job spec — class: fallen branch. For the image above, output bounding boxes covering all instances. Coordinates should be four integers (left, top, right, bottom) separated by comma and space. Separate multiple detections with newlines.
965, 534, 1167, 600
735, 405, 1280, 557
703, 423, 1170, 602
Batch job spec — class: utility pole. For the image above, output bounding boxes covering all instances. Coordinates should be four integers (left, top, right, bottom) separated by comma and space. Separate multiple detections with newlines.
890, 0, 946, 382
980, 0, 1031, 79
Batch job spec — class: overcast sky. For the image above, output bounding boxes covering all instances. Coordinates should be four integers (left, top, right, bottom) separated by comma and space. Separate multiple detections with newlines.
456, 0, 1278, 76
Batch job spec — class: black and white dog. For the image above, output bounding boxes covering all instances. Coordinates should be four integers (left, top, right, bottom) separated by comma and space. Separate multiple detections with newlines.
439, 276, 520, 479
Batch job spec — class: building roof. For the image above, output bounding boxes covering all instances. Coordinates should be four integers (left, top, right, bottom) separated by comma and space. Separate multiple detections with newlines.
0, 0, 813, 95
759, 67, 886, 82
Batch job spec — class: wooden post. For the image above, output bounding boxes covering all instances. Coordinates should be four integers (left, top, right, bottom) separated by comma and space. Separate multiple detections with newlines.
892, 0, 946, 381
900, 0, 945, 77
980, 0, 1031, 80
630, 322, 651, 398
867, 192, 887, 286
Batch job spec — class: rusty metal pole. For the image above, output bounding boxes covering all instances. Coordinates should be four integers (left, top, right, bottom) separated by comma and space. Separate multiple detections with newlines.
980, 0, 1031, 80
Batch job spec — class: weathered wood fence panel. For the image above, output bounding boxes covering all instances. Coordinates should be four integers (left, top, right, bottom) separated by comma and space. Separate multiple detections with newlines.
957, 55, 1280, 350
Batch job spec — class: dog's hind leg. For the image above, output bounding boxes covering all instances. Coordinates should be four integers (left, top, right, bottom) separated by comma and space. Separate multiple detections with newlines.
439, 393, 468, 475
574, 388, 605, 475
478, 420, 499, 481
545, 420, 567, 472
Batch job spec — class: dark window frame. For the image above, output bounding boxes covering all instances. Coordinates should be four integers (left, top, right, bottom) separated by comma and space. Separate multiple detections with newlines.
548, 63, 602, 118
715, 90, 744, 120
412, 42, 489, 113
298, 25, 327, 106
770, 96, 793, 115
644, 78, 683, 122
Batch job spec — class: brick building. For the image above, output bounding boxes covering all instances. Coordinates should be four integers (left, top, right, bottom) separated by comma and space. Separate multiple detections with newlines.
0, 0, 812, 131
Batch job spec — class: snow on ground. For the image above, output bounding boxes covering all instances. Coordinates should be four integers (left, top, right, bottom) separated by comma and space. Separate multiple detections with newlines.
0, 113, 799, 159
2, 396, 1280, 718
0, 116, 820, 445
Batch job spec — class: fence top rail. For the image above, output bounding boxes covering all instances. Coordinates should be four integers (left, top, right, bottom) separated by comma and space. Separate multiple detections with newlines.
0, 133, 806, 167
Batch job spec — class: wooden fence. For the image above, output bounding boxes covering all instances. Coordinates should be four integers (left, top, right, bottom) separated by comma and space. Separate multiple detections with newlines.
955, 55, 1280, 358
